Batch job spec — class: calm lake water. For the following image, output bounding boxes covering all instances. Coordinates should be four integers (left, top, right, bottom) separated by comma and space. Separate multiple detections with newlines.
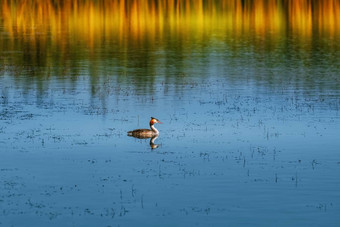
1, 1, 340, 226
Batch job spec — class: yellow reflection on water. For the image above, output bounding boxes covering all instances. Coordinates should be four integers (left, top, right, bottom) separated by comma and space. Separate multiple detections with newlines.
0, 0, 339, 52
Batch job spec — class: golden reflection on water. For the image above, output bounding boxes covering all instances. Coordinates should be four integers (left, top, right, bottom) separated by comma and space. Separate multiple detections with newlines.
1, 1, 339, 109
1, 0, 339, 47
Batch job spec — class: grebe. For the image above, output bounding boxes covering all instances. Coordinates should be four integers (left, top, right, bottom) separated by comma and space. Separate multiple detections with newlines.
128, 117, 162, 138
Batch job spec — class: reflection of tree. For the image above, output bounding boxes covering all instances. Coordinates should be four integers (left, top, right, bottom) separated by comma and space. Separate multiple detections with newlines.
0, 0, 339, 110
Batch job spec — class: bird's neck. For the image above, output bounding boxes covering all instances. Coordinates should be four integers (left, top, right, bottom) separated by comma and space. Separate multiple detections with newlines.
150, 124, 159, 134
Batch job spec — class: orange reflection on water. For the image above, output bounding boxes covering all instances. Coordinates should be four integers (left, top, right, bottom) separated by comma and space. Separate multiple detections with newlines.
1, 0, 339, 48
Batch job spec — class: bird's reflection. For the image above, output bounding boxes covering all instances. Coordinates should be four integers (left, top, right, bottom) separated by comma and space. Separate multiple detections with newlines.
149, 135, 159, 149
128, 134, 160, 150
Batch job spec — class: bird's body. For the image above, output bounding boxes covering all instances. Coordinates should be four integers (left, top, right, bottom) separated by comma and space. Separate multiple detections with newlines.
128, 117, 162, 138
127, 128, 156, 138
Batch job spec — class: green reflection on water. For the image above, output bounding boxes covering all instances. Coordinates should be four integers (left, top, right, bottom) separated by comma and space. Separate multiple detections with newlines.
0, 0, 340, 96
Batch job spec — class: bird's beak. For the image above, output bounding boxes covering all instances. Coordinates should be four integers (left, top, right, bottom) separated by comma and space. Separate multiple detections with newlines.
158, 121, 163, 124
